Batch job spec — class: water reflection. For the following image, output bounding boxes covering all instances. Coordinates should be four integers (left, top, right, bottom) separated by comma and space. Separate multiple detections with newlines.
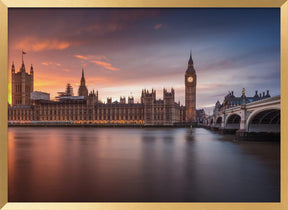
8, 127, 280, 202
185, 128, 195, 141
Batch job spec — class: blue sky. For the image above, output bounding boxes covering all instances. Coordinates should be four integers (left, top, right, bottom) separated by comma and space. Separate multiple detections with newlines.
8, 8, 280, 112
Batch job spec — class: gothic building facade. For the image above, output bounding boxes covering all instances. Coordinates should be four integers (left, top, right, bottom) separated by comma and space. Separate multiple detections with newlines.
8, 54, 197, 125
11, 60, 34, 105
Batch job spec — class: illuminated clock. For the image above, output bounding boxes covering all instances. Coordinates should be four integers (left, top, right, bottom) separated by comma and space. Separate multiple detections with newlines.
187, 76, 193, 82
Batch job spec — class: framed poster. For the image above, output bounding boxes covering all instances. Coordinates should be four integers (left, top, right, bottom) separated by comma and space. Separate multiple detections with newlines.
0, 0, 287, 210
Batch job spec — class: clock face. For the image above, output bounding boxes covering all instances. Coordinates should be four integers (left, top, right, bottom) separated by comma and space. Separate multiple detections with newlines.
187, 76, 193, 82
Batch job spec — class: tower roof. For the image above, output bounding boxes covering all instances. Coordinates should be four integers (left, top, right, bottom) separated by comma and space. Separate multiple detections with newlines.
20, 62, 26, 72
186, 51, 195, 73
11, 61, 15, 73
188, 50, 193, 65
78, 68, 88, 97
81, 68, 86, 83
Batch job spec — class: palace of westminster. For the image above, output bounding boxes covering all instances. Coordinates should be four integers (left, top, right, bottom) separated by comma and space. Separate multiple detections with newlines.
8, 54, 200, 125
8, 53, 270, 126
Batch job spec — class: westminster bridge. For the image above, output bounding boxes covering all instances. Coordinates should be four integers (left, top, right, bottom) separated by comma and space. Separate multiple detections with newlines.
202, 95, 280, 136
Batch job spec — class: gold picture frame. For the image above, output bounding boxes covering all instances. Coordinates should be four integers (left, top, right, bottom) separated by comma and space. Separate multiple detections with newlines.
1, 0, 287, 209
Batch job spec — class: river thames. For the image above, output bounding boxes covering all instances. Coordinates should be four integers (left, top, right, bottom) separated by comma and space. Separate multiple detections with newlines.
8, 127, 280, 202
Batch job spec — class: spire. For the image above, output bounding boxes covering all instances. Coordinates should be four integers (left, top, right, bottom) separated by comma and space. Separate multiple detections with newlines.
254, 90, 259, 98
186, 50, 195, 73
12, 61, 15, 73
78, 68, 88, 97
188, 50, 193, 66
81, 68, 86, 85
30, 64, 33, 73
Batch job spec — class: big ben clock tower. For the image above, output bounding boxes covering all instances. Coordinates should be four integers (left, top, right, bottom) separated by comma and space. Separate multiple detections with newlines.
185, 52, 197, 123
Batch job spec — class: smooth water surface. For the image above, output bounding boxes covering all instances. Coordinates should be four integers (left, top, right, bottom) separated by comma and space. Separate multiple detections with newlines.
8, 127, 280, 202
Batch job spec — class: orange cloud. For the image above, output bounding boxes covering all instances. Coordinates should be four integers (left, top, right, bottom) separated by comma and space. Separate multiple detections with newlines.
91, 60, 119, 71
16, 37, 71, 52
154, 24, 163, 30
63, 69, 71, 72
74, 54, 107, 61
41, 62, 62, 66
34, 80, 63, 88
75, 55, 88, 60
74, 54, 116, 71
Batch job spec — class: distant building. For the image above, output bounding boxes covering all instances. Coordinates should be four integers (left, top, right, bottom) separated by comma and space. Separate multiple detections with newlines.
196, 109, 206, 123
31, 91, 50, 101
9, 53, 198, 125
56, 83, 86, 101
214, 88, 271, 114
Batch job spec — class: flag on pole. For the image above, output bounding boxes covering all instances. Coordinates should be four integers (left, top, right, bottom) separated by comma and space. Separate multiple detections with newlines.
21, 50, 27, 64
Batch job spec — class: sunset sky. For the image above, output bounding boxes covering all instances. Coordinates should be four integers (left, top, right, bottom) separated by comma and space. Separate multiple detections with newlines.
8, 8, 280, 113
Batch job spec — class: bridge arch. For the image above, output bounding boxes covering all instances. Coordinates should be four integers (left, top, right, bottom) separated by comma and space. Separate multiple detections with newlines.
215, 117, 222, 128
225, 113, 241, 129
209, 118, 214, 126
247, 108, 280, 132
